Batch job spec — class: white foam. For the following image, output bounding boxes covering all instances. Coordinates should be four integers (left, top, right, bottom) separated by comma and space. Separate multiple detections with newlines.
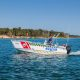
69, 51, 80, 55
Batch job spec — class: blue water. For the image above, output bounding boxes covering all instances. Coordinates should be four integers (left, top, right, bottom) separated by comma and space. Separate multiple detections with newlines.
0, 38, 80, 80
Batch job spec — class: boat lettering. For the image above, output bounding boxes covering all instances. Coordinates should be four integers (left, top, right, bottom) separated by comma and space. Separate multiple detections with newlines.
45, 47, 57, 51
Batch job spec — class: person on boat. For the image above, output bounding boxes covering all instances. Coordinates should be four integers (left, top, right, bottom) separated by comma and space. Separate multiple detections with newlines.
47, 34, 53, 45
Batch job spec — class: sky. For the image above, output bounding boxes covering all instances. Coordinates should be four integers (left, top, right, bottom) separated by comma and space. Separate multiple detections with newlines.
0, 0, 80, 35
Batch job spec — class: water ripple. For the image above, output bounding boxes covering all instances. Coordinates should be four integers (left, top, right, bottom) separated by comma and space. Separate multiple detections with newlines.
0, 38, 80, 80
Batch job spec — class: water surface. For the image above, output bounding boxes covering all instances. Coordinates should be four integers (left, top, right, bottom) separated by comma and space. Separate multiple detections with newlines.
0, 38, 80, 80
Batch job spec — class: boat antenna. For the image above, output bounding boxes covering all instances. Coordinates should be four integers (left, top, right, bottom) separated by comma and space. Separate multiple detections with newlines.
52, 33, 60, 45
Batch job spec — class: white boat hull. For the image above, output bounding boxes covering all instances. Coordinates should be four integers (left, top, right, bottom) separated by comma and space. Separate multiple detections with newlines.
11, 40, 68, 55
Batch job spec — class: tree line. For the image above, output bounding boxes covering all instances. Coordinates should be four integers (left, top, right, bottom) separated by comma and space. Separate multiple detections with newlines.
0, 27, 67, 38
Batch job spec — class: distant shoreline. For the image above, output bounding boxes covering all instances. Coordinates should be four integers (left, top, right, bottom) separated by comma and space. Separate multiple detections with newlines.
0, 28, 80, 39
0, 35, 22, 39
0, 35, 80, 39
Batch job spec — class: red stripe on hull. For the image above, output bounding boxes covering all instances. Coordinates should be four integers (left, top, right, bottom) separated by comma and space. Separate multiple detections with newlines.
20, 41, 31, 49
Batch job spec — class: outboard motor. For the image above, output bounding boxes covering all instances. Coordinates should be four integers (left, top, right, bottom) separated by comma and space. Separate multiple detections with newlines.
66, 45, 71, 54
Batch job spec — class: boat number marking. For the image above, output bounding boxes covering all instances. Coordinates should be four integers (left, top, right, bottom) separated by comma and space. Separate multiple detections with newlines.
45, 47, 57, 51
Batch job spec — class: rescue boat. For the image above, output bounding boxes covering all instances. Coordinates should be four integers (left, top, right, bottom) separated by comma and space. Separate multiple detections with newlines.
11, 40, 71, 55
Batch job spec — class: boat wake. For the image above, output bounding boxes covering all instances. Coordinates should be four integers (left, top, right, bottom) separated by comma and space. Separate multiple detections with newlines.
12, 50, 80, 62
69, 51, 80, 55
